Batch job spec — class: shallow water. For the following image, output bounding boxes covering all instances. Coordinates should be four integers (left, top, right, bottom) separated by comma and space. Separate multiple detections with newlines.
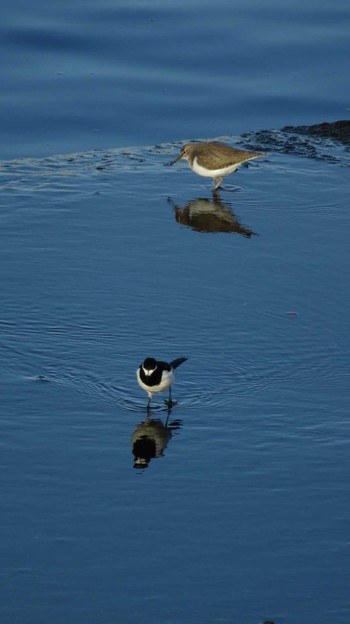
1, 1, 350, 623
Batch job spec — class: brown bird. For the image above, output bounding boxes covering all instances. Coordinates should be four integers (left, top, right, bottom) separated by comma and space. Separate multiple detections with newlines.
171, 141, 264, 190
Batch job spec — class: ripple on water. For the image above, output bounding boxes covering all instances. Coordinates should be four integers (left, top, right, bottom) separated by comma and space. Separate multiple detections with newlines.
1, 129, 349, 421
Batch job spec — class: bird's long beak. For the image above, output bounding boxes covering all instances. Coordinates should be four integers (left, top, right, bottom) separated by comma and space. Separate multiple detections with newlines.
170, 153, 182, 166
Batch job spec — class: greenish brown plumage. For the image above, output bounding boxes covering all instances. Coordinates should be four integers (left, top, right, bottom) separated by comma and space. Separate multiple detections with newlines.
191, 141, 263, 169
171, 140, 265, 189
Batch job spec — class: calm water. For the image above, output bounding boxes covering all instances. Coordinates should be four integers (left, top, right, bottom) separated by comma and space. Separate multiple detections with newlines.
1, 0, 350, 159
1, 1, 350, 623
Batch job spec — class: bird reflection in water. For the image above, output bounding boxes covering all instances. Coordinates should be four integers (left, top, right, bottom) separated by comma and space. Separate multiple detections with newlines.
168, 191, 256, 237
131, 414, 182, 469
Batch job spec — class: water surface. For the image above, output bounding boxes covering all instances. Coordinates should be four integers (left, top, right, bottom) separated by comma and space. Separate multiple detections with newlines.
1, 1, 350, 623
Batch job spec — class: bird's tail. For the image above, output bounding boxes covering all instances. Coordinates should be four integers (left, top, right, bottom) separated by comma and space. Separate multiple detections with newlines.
170, 357, 188, 369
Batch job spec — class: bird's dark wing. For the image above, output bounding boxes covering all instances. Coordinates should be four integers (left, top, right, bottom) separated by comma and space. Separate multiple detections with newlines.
197, 143, 262, 169
170, 357, 188, 369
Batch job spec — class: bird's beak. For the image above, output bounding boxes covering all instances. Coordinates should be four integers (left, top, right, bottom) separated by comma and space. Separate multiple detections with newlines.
170, 153, 182, 166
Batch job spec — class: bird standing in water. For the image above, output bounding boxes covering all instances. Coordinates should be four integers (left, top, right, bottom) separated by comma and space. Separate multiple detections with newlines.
137, 357, 188, 409
171, 141, 264, 189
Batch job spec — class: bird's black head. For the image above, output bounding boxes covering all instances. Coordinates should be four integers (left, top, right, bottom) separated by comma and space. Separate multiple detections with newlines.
142, 357, 157, 371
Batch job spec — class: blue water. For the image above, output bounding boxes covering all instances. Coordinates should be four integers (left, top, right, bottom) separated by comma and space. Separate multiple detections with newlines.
1, 1, 350, 623
1, 0, 349, 159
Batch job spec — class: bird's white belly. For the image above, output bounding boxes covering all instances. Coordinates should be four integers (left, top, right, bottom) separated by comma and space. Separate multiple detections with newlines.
191, 157, 239, 178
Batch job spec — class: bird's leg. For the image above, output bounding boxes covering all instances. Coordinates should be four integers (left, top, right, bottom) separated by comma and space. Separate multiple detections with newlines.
213, 176, 223, 190
146, 395, 152, 410
166, 387, 175, 409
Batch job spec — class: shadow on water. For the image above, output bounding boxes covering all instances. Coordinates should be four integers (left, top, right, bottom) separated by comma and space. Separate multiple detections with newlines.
241, 120, 350, 165
282, 120, 350, 146
131, 414, 182, 470
168, 191, 257, 237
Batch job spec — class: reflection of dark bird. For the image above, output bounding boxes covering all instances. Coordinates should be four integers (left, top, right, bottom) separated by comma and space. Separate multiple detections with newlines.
169, 193, 255, 237
136, 357, 188, 409
131, 416, 182, 469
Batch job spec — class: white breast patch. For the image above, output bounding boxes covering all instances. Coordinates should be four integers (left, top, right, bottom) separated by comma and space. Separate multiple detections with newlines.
191, 157, 241, 178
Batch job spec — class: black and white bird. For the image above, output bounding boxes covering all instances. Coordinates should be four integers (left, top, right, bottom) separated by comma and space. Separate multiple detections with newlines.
136, 357, 188, 408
